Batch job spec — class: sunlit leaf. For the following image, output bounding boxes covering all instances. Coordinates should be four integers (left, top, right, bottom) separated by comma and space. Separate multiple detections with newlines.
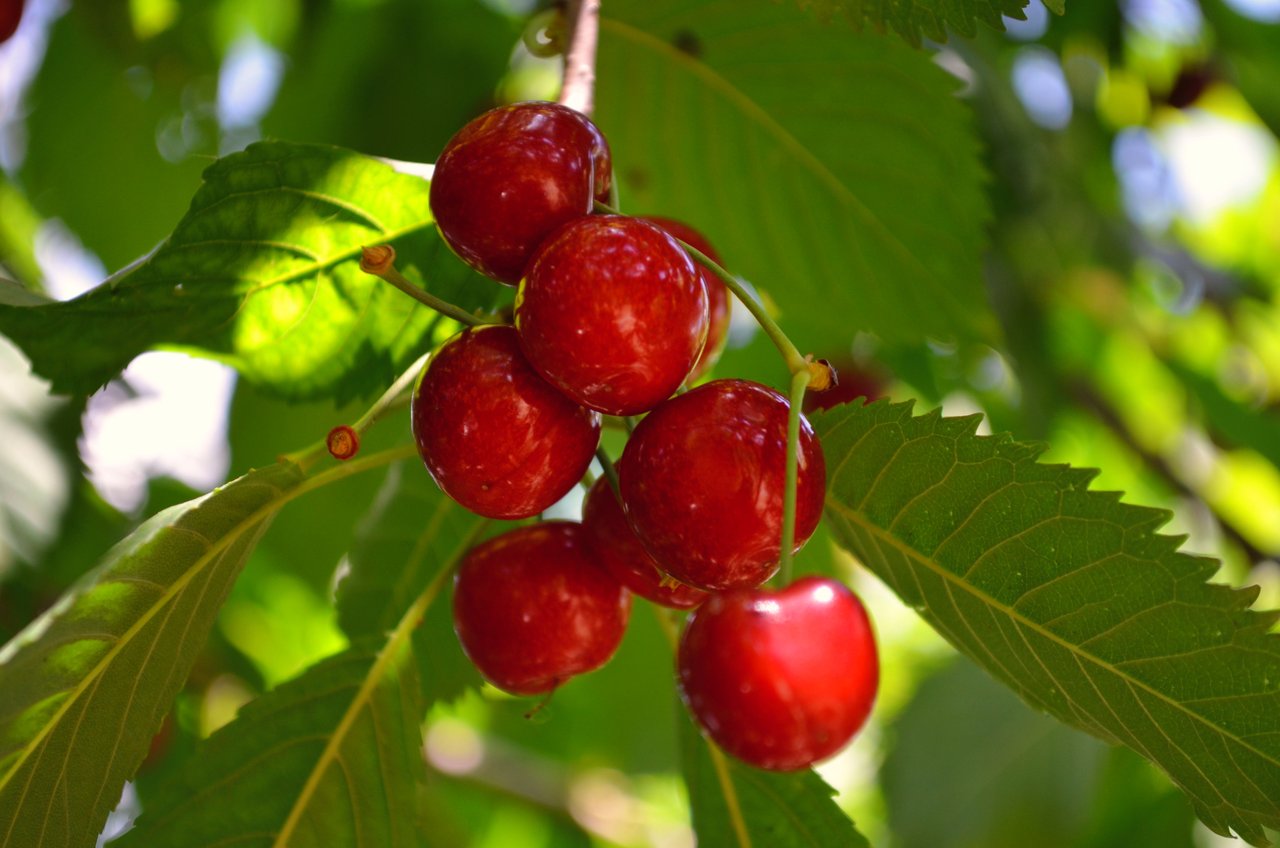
1168, 359, 1280, 470
0, 463, 303, 848
816, 400, 1280, 844
114, 645, 426, 848
118, 470, 486, 848
0, 142, 493, 401
790, 0, 1062, 47
598, 0, 993, 348
680, 713, 870, 847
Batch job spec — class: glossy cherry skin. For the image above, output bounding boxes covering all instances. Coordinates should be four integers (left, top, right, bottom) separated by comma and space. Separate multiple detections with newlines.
516, 215, 709, 415
0, 0, 21, 43
678, 576, 878, 771
642, 217, 731, 381
581, 477, 709, 610
618, 379, 825, 591
453, 522, 631, 695
411, 325, 600, 519
429, 101, 612, 284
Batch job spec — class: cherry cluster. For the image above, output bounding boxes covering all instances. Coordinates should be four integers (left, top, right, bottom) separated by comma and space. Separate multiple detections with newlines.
413, 101, 878, 771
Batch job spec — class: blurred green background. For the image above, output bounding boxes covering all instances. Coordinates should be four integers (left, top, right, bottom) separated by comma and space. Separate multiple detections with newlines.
1, 0, 1279, 845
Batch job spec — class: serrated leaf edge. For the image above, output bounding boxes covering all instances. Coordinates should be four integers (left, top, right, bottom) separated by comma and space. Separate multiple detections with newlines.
0, 445, 416, 846
817, 400, 1280, 839
0, 479, 286, 821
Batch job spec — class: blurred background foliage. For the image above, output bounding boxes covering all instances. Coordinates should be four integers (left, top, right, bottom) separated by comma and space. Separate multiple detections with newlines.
1, 0, 1279, 845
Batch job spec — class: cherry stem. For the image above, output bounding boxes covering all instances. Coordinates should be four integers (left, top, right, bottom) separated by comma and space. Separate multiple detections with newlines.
592, 201, 807, 375
284, 351, 430, 472
678, 241, 806, 374
358, 351, 428, 433
778, 368, 812, 584
592, 201, 819, 587
595, 444, 621, 498
558, 0, 600, 117
361, 245, 503, 328
622, 415, 638, 435
651, 608, 754, 848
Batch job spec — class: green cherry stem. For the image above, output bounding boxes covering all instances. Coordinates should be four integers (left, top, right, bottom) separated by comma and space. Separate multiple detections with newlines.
592, 201, 805, 373
678, 241, 807, 375
285, 350, 432, 471
361, 245, 503, 328
592, 202, 825, 586
778, 367, 812, 584
595, 445, 621, 498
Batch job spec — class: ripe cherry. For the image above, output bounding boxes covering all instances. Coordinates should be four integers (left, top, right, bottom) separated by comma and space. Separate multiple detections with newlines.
642, 217, 731, 381
453, 522, 631, 695
678, 576, 878, 771
618, 379, 825, 591
411, 324, 600, 520
581, 477, 708, 610
0, 0, 21, 43
517, 215, 709, 415
429, 101, 612, 284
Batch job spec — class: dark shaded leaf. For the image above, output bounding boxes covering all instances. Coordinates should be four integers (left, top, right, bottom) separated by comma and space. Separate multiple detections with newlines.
816, 400, 1280, 844
599, 0, 993, 348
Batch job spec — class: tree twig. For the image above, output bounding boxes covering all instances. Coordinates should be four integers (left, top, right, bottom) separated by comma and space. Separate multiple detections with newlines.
558, 0, 600, 116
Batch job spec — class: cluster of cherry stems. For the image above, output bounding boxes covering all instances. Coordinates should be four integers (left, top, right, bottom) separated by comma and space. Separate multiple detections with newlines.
351, 101, 879, 772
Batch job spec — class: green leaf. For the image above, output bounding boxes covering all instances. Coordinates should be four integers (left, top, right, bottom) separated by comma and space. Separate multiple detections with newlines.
1167, 359, 1280, 470
0, 463, 303, 848
815, 400, 1280, 845
0, 141, 493, 401
598, 0, 993, 348
21, 11, 208, 272
882, 657, 1109, 848
680, 712, 870, 847
339, 462, 483, 638
338, 461, 486, 704
114, 645, 426, 848
119, 473, 486, 848
790, 0, 1057, 47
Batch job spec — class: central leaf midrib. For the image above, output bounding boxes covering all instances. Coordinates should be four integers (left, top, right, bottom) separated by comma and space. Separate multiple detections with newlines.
0, 448, 414, 824
826, 497, 1280, 771
271, 518, 487, 847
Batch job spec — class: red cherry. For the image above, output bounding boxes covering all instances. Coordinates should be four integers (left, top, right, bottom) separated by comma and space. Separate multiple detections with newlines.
411, 324, 600, 519
641, 217, 731, 381
618, 379, 825, 591
453, 522, 631, 695
678, 576, 878, 771
0, 0, 22, 43
581, 477, 709, 610
517, 215, 709, 415
429, 101, 612, 285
